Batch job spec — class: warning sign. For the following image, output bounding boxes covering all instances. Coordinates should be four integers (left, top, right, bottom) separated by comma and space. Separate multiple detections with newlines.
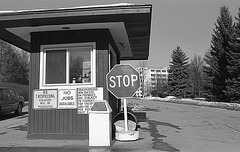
77, 87, 103, 114
33, 89, 57, 109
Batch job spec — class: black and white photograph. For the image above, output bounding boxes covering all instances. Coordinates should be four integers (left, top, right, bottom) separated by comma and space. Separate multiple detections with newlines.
0, 0, 240, 151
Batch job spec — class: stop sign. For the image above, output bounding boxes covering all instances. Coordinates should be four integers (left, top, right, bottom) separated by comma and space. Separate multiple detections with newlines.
106, 64, 140, 99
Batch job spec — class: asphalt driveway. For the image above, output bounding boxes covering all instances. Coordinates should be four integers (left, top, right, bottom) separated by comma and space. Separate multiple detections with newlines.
1, 99, 240, 152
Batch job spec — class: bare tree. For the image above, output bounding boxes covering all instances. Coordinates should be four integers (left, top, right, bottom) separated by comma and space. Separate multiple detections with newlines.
138, 60, 148, 97
139, 60, 147, 67
190, 55, 204, 97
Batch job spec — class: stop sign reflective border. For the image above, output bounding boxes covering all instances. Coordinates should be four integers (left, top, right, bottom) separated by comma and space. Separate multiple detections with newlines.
106, 64, 140, 99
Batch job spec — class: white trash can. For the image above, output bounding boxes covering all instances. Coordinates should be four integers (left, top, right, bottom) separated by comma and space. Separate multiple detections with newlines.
89, 100, 112, 146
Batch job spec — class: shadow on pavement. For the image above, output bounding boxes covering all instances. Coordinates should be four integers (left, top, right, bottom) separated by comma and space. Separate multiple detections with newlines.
141, 119, 181, 152
0, 112, 28, 121
0, 132, 7, 135
141, 107, 161, 112
0, 147, 136, 152
7, 123, 28, 131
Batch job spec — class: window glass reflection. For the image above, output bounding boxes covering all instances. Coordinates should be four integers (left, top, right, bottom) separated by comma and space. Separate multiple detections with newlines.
69, 47, 91, 84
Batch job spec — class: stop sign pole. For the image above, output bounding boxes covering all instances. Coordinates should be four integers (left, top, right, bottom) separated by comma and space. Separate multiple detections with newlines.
106, 64, 140, 135
123, 98, 128, 131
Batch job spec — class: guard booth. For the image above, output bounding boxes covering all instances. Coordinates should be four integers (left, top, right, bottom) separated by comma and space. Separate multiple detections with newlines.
0, 3, 152, 139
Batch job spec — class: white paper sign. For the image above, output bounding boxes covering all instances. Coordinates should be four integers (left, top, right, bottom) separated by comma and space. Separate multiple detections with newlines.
58, 89, 77, 109
77, 87, 103, 114
33, 89, 57, 109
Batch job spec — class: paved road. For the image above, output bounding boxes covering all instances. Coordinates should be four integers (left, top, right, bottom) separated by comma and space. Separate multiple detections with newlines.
128, 98, 240, 152
0, 99, 240, 152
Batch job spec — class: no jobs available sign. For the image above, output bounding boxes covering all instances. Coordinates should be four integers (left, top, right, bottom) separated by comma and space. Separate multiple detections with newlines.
58, 89, 77, 109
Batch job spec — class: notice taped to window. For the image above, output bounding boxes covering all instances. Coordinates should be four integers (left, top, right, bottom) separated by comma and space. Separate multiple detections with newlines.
33, 89, 57, 109
77, 87, 103, 114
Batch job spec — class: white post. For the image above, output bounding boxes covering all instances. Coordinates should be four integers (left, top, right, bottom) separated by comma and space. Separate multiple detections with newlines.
123, 98, 128, 131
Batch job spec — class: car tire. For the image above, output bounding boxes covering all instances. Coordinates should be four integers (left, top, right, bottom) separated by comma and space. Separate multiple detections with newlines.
15, 103, 23, 116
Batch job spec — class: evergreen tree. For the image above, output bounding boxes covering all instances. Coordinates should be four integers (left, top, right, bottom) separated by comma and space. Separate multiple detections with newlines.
203, 6, 234, 102
224, 8, 240, 103
168, 46, 190, 98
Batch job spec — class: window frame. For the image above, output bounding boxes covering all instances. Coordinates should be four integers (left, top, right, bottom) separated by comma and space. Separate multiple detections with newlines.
39, 42, 96, 89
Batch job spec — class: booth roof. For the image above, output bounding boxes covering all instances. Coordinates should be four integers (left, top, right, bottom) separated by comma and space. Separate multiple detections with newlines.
0, 3, 152, 60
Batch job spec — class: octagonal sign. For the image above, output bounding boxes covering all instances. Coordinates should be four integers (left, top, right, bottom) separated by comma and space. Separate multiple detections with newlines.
106, 64, 140, 99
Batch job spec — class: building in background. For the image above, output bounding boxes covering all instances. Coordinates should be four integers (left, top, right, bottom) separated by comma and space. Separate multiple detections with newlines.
135, 66, 169, 97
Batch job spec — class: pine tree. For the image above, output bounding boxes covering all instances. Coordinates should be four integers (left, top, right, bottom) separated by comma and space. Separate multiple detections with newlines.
203, 6, 234, 102
168, 46, 190, 98
224, 8, 240, 103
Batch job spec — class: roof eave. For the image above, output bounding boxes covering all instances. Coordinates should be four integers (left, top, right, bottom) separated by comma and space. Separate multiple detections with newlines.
0, 3, 152, 60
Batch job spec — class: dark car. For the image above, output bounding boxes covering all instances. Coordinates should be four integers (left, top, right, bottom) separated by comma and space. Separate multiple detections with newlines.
0, 87, 25, 116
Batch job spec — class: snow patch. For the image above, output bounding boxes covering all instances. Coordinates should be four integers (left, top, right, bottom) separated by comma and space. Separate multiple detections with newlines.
142, 97, 240, 111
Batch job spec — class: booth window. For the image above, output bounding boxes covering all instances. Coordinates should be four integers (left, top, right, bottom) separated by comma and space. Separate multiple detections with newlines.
46, 49, 66, 84
69, 47, 91, 84
41, 43, 95, 87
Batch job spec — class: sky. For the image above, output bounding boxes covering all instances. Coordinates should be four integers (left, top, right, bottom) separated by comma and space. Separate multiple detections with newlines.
1, 0, 240, 68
